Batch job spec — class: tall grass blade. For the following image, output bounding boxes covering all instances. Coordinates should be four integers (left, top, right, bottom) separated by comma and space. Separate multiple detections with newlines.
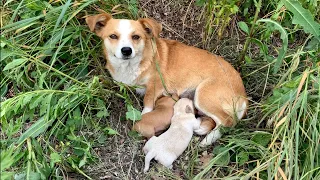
282, 0, 320, 41
257, 19, 288, 74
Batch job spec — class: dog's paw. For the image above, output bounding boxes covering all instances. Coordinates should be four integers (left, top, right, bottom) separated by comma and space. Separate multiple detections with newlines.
141, 107, 153, 115
199, 129, 222, 147
143, 167, 149, 173
194, 117, 216, 135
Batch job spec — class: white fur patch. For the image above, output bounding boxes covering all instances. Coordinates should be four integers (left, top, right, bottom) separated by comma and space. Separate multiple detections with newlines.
237, 101, 247, 119
106, 56, 142, 85
136, 87, 146, 95
114, 20, 135, 59
142, 107, 153, 115
200, 128, 222, 146
194, 118, 210, 135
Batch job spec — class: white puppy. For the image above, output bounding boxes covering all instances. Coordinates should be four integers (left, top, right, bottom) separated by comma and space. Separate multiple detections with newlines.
143, 98, 201, 172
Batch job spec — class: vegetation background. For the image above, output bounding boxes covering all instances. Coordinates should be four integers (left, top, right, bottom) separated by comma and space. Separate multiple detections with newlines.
1, 0, 319, 179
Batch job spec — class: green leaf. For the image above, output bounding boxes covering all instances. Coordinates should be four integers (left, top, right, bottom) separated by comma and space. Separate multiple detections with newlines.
29, 94, 44, 109
38, 73, 47, 89
195, 0, 206, 6
53, 0, 72, 33
257, 19, 288, 74
96, 109, 109, 118
3, 58, 27, 71
15, 172, 41, 180
282, 0, 320, 41
50, 153, 61, 168
1, 172, 14, 180
125, 105, 141, 121
238, 21, 249, 34
98, 134, 107, 144
22, 94, 33, 107
79, 156, 87, 168
17, 117, 54, 144
212, 146, 230, 166
104, 127, 119, 135
305, 37, 320, 50
251, 131, 272, 147
0, 84, 8, 98
40, 93, 53, 116
237, 151, 249, 166
0, 147, 14, 171
73, 107, 81, 121
0, 48, 14, 61
250, 38, 268, 56
245, 55, 252, 64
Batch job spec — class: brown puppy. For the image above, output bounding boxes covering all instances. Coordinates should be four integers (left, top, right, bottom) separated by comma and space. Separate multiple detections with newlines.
133, 94, 178, 139
86, 13, 248, 146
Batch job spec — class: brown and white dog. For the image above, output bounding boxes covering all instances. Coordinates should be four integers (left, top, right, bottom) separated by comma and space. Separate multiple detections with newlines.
133, 94, 178, 139
86, 13, 248, 146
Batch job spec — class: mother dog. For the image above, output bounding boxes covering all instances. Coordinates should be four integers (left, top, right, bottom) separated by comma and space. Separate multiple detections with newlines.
86, 13, 248, 146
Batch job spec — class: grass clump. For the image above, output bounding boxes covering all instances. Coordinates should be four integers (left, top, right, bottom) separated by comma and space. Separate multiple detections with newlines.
0, 0, 140, 179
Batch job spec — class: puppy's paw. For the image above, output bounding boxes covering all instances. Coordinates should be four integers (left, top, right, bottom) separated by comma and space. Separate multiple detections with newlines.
194, 117, 216, 135
142, 107, 153, 115
143, 167, 149, 173
199, 129, 222, 147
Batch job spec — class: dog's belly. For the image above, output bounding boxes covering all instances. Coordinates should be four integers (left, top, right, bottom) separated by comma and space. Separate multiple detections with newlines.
179, 89, 196, 99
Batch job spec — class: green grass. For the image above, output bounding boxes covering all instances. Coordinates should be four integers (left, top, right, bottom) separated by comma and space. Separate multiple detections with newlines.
1, 0, 320, 179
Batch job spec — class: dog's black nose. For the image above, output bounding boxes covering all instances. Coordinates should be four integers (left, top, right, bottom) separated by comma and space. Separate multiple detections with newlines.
121, 47, 132, 56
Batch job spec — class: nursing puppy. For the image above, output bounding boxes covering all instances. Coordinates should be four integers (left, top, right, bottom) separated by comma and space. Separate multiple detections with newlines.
133, 94, 178, 139
86, 13, 248, 146
143, 98, 200, 172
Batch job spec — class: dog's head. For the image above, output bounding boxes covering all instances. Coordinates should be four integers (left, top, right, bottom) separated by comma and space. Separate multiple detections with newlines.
85, 13, 162, 61
173, 98, 195, 115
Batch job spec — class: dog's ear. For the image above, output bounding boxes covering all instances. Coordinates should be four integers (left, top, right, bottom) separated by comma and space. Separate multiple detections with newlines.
85, 13, 112, 33
185, 105, 193, 114
138, 18, 162, 38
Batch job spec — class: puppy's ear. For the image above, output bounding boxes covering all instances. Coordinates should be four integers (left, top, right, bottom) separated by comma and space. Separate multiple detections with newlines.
138, 18, 162, 38
85, 13, 112, 33
185, 105, 193, 114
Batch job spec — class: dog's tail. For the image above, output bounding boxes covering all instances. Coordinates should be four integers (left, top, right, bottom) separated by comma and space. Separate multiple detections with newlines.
144, 151, 155, 173
194, 116, 216, 135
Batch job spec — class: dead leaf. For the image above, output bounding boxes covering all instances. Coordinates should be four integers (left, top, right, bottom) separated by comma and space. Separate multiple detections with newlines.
199, 151, 212, 167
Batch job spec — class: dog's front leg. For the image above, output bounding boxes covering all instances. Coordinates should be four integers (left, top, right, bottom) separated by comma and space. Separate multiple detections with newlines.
142, 83, 164, 114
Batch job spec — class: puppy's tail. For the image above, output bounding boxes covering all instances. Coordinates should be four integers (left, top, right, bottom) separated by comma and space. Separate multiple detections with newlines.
144, 151, 155, 173
194, 117, 216, 135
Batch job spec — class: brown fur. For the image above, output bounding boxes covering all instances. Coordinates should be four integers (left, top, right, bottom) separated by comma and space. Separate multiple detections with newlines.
133, 94, 178, 139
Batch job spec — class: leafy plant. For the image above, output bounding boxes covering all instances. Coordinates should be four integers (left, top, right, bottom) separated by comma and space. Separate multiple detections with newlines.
196, 0, 240, 47
0, 0, 135, 179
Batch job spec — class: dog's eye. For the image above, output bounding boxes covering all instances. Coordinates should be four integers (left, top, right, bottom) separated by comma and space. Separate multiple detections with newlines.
109, 34, 118, 39
132, 35, 140, 40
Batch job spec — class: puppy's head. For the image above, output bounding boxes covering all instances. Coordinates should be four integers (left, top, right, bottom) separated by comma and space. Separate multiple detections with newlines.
85, 13, 162, 61
173, 98, 195, 115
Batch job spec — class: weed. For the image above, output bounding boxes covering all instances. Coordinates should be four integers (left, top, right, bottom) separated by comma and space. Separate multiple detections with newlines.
0, 0, 137, 179
196, 0, 240, 48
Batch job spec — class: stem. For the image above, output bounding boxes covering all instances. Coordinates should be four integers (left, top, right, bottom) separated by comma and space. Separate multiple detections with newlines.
6, 42, 86, 86
237, 0, 262, 69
